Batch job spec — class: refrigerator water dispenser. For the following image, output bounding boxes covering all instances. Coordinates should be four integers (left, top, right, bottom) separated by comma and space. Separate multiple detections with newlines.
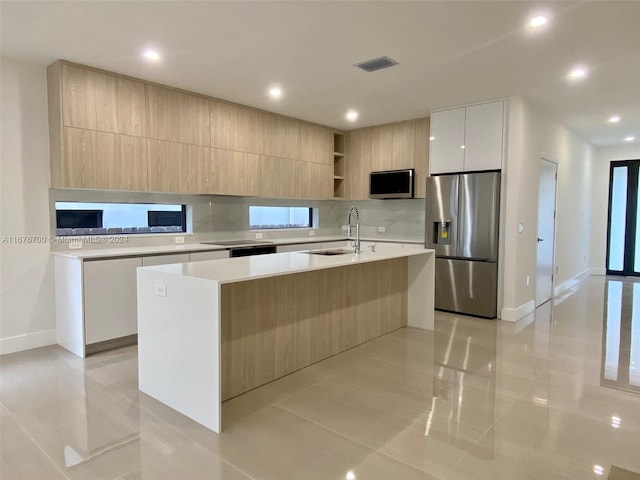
434, 222, 451, 245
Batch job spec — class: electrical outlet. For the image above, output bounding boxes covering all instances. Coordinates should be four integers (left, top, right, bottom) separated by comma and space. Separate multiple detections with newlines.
309, 230, 315, 236
341, 225, 348, 231
378, 226, 386, 233
526, 275, 530, 287
155, 285, 167, 297
69, 240, 82, 250
174, 236, 185, 244
255, 232, 263, 239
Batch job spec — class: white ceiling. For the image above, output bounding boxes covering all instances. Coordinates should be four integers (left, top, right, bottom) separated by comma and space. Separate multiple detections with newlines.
2, 1, 639, 146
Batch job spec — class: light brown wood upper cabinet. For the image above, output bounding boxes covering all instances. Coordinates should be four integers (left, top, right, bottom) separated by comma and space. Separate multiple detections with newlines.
148, 140, 210, 194
210, 100, 260, 153
61, 64, 147, 137
345, 128, 372, 200
146, 85, 210, 146
391, 120, 416, 170
297, 161, 332, 199
211, 148, 260, 197
62, 127, 148, 191
48, 61, 336, 198
301, 123, 332, 165
370, 124, 393, 172
344, 118, 429, 200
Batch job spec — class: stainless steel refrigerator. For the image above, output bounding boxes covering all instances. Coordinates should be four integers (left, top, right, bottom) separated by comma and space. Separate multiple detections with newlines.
425, 172, 500, 318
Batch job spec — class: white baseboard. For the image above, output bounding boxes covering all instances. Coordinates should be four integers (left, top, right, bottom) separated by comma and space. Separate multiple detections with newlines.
500, 299, 535, 322
553, 269, 590, 297
589, 267, 606, 276
0, 329, 57, 355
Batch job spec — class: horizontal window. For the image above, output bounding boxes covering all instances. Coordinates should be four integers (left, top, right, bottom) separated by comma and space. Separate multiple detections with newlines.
249, 206, 313, 230
55, 202, 187, 236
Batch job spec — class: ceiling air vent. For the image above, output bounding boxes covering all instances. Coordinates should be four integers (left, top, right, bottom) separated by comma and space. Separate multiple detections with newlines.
355, 56, 399, 72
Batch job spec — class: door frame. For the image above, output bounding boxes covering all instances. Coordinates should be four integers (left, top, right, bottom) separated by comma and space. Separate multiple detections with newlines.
535, 155, 558, 306
605, 160, 640, 276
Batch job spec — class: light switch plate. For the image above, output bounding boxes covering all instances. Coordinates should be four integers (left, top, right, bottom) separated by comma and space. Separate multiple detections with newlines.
518, 223, 524, 233
174, 236, 185, 244
378, 226, 386, 233
255, 233, 263, 239
341, 225, 348, 231
155, 285, 167, 297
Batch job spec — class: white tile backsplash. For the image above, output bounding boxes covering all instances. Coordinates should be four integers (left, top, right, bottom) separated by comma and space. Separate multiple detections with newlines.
49, 189, 425, 251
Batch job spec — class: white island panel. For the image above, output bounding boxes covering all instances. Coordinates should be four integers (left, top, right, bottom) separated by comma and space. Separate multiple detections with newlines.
137, 270, 222, 432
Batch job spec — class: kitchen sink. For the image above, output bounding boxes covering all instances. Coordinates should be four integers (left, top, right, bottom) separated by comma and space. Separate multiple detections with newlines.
304, 249, 354, 256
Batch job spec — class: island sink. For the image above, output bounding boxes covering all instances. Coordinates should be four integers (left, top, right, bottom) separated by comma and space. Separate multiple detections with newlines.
304, 249, 354, 256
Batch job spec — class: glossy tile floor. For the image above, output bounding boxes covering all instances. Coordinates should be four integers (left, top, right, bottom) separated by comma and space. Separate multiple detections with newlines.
2, 275, 640, 479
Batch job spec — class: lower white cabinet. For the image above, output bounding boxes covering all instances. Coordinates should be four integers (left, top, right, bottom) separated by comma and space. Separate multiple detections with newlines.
277, 242, 323, 253
84, 257, 142, 345
190, 250, 229, 261
142, 253, 190, 266
55, 248, 233, 357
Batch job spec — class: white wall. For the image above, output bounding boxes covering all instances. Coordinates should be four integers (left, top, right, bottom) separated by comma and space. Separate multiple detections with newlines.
590, 144, 640, 274
501, 96, 594, 321
0, 57, 56, 353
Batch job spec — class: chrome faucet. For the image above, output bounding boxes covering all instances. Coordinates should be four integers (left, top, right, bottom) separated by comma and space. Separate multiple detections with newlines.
347, 206, 360, 253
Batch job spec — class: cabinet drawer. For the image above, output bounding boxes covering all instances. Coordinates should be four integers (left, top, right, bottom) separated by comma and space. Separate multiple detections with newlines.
141, 253, 190, 266
189, 250, 230, 262
277, 242, 323, 253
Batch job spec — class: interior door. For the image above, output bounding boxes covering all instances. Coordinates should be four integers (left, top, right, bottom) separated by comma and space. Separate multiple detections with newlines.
606, 160, 640, 276
535, 159, 557, 307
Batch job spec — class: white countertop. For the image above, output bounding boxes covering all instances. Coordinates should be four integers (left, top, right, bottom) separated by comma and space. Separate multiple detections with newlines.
140, 246, 434, 284
51, 235, 424, 259
51, 243, 229, 259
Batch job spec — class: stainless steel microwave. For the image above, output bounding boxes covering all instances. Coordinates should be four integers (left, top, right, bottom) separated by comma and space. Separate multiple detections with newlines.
369, 169, 415, 199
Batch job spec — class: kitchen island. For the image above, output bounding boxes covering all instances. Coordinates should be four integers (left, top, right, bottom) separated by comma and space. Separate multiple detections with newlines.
137, 246, 435, 432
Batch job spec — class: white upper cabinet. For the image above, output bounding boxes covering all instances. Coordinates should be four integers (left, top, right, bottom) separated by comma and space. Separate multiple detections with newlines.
430, 100, 505, 174
429, 107, 465, 174
464, 101, 504, 172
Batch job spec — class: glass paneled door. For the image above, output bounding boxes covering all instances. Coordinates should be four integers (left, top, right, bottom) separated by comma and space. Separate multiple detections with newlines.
607, 160, 640, 276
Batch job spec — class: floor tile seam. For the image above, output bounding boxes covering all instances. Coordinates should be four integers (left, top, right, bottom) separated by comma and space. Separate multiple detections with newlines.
214, 454, 261, 480
450, 377, 536, 468
273, 373, 336, 400
303, 356, 435, 399
279, 404, 439, 478
9, 411, 74, 480
319, 375, 431, 415
274, 403, 442, 478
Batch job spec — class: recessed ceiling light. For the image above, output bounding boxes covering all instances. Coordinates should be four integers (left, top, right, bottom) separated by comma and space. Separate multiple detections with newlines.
346, 110, 359, 122
593, 465, 605, 476
567, 67, 588, 80
268, 86, 283, 99
143, 49, 161, 62
608, 115, 621, 123
346, 471, 356, 480
529, 15, 548, 28
625, 136, 636, 142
